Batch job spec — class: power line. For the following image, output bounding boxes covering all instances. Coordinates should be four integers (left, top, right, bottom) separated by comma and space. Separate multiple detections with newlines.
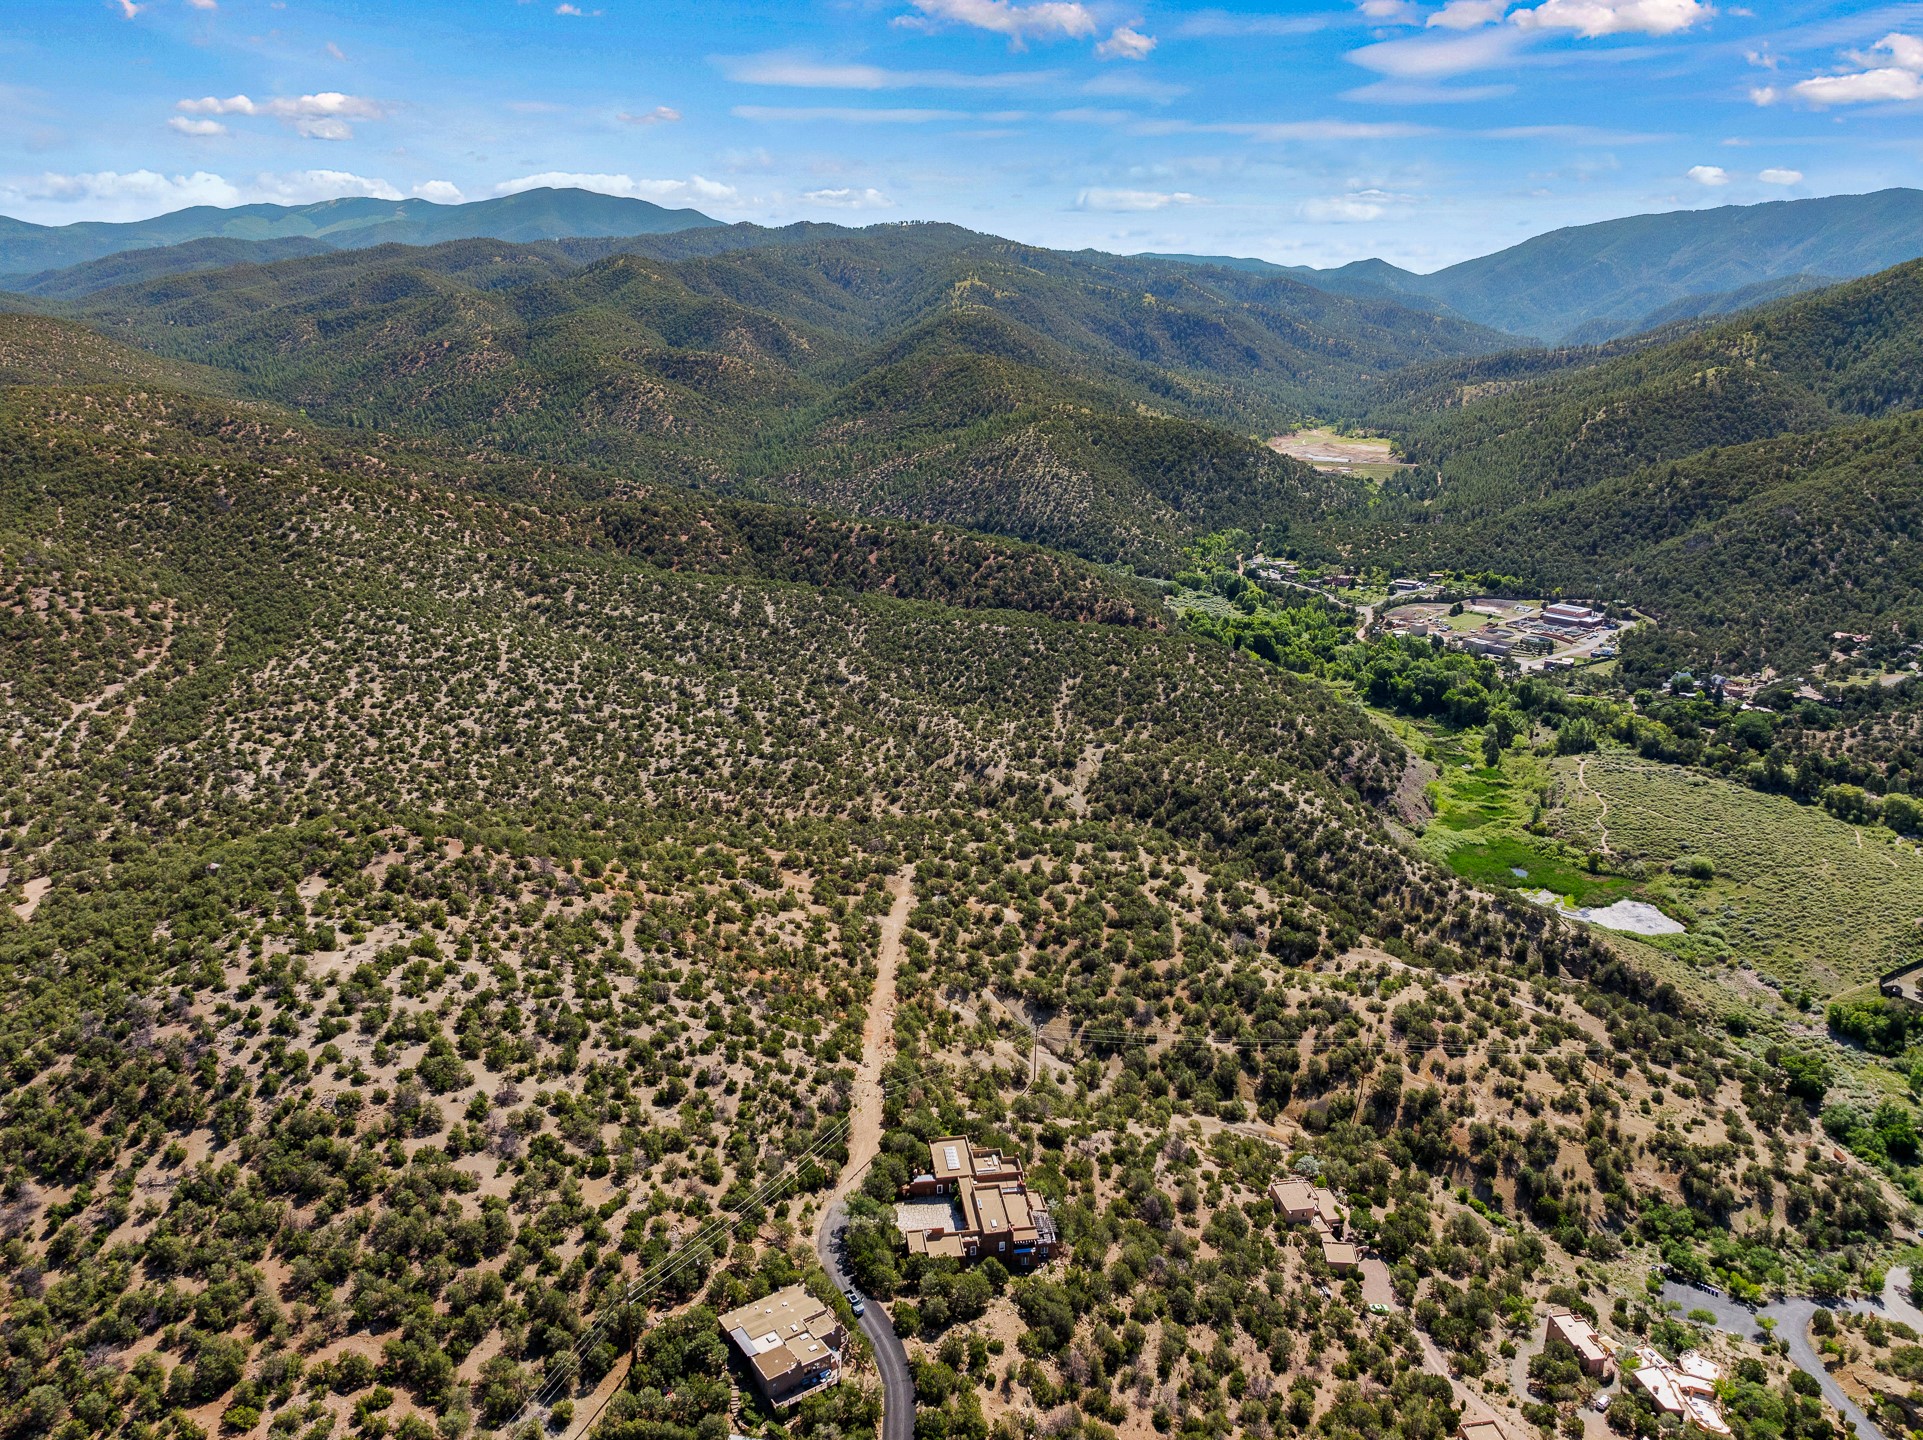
510, 1008, 1586, 1427
506, 1050, 961, 1429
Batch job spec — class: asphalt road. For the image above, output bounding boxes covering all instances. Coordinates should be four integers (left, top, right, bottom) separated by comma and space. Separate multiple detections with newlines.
1662, 1280, 1884, 1439
819, 1197, 915, 1440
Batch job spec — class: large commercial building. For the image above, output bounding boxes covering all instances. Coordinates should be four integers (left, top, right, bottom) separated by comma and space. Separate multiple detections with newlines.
895, 1136, 1058, 1267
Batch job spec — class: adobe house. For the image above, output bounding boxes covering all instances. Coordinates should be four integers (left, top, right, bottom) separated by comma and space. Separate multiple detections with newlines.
896, 1136, 1058, 1268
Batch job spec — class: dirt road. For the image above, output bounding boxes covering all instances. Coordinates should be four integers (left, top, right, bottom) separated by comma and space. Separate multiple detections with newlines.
814, 870, 916, 1440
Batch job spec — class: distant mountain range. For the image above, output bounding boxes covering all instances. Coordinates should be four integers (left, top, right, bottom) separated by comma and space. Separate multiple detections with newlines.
7, 185, 1923, 350
1150, 188, 1923, 343
0, 187, 722, 282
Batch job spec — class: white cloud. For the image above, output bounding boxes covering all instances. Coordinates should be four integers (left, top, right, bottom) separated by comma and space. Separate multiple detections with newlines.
1171, 10, 1328, 36
1081, 70, 1186, 101
1428, 0, 1509, 27
1509, 0, 1712, 37
254, 170, 404, 203
718, 55, 1051, 90
1095, 24, 1157, 60
326, 41, 348, 61
1344, 79, 1514, 100
618, 105, 682, 124
1348, 28, 1521, 77
1762, 33, 1923, 107
1075, 187, 1201, 210
177, 91, 386, 141
116, 0, 142, 17
411, 180, 464, 203
1050, 106, 1132, 123
0, 167, 403, 223
1137, 117, 1433, 139
493, 171, 739, 205
186, 0, 218, 9
901, 0, 1099, 43
1757, 167, 1802, 184
801, 186, 894, 208
168, 116, 227, 136
1301, 188, 1413, 222
730, 104, 981, 123
1357, 0, 1424, 20
1686, 163, 1728, 185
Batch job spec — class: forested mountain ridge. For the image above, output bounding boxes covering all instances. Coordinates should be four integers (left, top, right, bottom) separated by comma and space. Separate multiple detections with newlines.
1158, 187, 1923, 342
1329, 259, 1923, 673
1365, 258, 1923, 518
1357, 409, 1923, 673
3, 236, 340, 301
36, 225, 1506, 567
0, 187, 722, 281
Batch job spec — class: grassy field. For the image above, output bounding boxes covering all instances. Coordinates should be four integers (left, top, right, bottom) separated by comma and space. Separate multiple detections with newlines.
1551, 752, 1923, 992
1410, 726, 1636, 907
1396, 717, 1923, 997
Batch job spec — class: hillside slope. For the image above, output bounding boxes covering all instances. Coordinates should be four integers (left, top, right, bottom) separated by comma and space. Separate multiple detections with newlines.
1334, 260, 1923, 669
51, 227, 1510, 567
1368, 259, 1923, 515
0, 296, 1898, 1440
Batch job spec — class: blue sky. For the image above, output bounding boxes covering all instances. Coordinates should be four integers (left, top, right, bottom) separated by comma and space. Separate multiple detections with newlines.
2, 0, 1920, 270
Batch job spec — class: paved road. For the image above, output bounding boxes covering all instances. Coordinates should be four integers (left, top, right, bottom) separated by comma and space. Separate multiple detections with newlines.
818, 1198, 915, 1440
1662, 1281, 1884, 1439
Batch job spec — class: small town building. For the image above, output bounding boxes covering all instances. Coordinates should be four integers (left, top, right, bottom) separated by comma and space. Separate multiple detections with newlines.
1457, 1422, 1505, 1440
896, 1137, 1058, 1268
1541, 603, 1606, 629
1546, 1311, 1613, 1378
1389, 577, 1426, 594
719, 1285, 847, 1407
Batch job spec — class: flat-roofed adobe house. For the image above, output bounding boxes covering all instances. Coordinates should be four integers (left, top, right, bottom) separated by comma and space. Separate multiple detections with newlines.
1318, 1236, 1360, 1273
718, 1285, 846, 1407
1269, 1178, 1347, 1236
1546, 1311, 1614, 1378
896, 1136, 1058, 1268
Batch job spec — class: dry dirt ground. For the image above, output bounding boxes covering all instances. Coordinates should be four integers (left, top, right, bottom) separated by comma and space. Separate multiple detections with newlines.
1267, 429, 1409, 477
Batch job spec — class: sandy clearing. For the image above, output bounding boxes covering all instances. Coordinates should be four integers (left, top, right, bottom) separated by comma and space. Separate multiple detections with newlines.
11, 876, 50, 922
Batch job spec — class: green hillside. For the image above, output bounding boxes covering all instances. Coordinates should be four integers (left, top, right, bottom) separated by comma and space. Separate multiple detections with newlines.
1332, 262, 1923, 670
1362, 260, 1923, 513
3, 329, 1896, 1439
51, 226, 1508, 568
